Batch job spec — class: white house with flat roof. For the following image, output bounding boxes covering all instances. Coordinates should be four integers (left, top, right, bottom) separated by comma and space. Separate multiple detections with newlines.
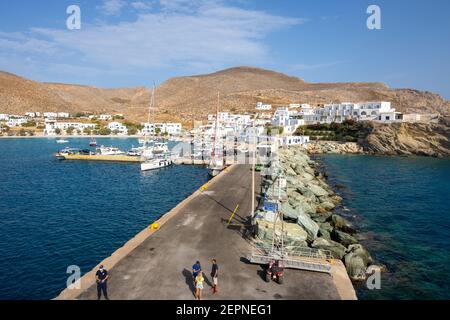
44, 120, 96, 135
107, 122, 128, 135
280, 135, 310, 146
303, 102, 396, 124
43, 112, 58, 119
57, 112, 70, 118
0, 114, 9, 121
256, 102, 272, 110
272, 107, 305, 134
25, 112, 37, 118
99, 114, 113, 121
6, 117, 28, 127
140, 122, 182, 136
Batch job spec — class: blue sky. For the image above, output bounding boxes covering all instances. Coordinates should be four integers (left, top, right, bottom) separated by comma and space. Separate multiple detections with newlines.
0, 0, 449, 98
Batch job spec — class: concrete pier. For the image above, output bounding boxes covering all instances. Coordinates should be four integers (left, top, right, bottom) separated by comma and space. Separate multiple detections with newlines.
56, 165, 356, 300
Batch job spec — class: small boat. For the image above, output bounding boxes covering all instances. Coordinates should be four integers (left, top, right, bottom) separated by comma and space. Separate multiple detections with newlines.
56, 139, 69, 144
89, 138, 97, 147
208, 158, 224, 177
141, 157, 173, 171
127, 147, 142, 157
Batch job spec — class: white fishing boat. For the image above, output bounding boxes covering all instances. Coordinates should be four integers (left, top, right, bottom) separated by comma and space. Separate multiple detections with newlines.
89, 138, 97, 147
56, 139, 69, 144
141, 157, 173, 171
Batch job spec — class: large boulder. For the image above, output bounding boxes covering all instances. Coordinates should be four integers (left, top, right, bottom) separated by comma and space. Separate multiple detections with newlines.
310, 210, 333, 224
311, 237, 347, 259
255, 218, 308, 247
318, 222, 333, 239
319, 201, 335, 211
329, 214, 356, 234
280, 202, 300, 220
297, 212, 319, 242
331, 230, 358, 247
307, 184, 329, 197
344, 244, 373, 281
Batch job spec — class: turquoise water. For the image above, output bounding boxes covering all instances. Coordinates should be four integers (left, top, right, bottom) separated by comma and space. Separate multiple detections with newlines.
0, 138, 208, 300
317, 154, 450, 300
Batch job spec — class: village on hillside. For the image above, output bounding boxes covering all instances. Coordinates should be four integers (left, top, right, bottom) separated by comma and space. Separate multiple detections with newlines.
0, 101, 439, 147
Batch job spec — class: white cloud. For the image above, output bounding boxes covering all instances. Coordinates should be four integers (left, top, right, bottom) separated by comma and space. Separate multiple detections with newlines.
98, 0, 128, 16
131, 1, 152, 10
0, 1, 305, 80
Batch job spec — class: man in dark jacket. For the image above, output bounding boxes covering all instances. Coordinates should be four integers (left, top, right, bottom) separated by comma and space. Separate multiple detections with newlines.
96, 265, 109, 300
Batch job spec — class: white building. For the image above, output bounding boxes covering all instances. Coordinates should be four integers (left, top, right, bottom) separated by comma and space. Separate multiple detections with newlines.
107, 122, 128, 135
25, 112, 37, 118
57, 112, 70, 118
140, 122, 182, 136
256, 102, 272, 111
99, 114, 113, 121
0, 114, 9, 121
280, 135, 310, 146
43, 112, 58, 119
272, 107, 305, 134
6, 117, 28, 127
303, 102, 396, 124
44, 120, 96, 135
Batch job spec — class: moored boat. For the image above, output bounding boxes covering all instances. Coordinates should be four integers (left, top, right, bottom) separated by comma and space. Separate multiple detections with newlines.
141, 157, 173, 171
89, 138, 97, 147
55, 146, 141, 162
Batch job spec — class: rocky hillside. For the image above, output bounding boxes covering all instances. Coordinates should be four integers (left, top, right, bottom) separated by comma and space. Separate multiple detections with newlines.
361, 119, 450, 158
1, 67, 449, 127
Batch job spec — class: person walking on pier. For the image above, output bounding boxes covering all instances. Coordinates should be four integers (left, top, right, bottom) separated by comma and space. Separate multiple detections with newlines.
211, 259, 219, 294
96, 265, 109, 300
192, 261, 202, 284
195, 271, 205, 300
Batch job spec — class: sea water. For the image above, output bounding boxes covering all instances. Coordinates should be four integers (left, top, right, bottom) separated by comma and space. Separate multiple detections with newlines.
0, 138, 208, 300
317, 154, 450, 300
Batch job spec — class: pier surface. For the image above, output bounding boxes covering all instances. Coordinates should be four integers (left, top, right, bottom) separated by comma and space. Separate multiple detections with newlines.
59, 165, 354, 300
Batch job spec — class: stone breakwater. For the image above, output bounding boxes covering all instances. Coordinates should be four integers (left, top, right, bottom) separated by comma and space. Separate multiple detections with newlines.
253, 146, 377, 281
305, 141, 364, 155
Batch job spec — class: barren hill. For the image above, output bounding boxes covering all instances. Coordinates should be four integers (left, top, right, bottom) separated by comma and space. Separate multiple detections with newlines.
1, 67, 449, 127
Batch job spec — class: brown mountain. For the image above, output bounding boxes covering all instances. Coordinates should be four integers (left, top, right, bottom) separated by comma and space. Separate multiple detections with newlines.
1, 67, 449, 127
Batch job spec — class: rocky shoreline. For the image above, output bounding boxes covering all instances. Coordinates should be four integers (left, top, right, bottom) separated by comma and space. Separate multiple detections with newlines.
305, 141, 364, 155
253, 146, 379, 281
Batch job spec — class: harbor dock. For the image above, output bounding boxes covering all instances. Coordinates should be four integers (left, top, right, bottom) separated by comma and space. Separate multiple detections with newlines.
57, 154, 142, 162
56, 164, 356, 300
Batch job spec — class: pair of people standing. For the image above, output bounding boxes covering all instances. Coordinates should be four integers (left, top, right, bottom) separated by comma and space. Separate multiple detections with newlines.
192, 259, 219, 300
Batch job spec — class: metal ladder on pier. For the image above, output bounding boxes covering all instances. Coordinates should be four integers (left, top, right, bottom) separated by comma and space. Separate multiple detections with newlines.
248, 243, 333, 274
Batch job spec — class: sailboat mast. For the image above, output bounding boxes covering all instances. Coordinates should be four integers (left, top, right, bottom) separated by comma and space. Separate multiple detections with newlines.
146, 83, 156, 140
212, 92, 220, 158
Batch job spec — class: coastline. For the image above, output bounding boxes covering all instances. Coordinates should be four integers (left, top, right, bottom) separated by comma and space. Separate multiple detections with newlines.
0, 135, 142, 139
254, 146, 376, 283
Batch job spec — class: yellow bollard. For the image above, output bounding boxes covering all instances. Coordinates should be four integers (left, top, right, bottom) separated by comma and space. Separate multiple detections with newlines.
200, 183, 209, 191
150, 222, 159, 230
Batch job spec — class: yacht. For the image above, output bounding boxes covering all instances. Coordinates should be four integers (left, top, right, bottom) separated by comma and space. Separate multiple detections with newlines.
141, 157, 173, 171
56, 139, 69, 144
